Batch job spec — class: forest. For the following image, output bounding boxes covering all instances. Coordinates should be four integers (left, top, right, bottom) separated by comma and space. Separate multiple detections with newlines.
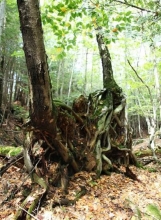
0, 0, 161, 219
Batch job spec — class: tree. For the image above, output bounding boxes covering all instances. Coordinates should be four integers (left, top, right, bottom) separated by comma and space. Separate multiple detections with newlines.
0, 0, 6, 109
13, 0, 139, 217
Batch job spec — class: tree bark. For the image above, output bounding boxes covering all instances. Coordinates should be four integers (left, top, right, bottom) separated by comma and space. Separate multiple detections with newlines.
96, 34, 115, 88
67, 56, 76, 105
83, 48, 88, 95
0, 55, 4, 108
17, 0, 56, 134
0, 0, 6, 38
0, 0, 6, 109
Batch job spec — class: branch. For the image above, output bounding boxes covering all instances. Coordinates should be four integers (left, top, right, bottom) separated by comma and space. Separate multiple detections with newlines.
113, 0, 153, 13
18, 206, 38, 220
127, 59, 153, 105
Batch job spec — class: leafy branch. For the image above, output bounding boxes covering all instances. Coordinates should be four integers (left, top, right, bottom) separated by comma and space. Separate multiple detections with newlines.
127, 59, 153, 105
113, 0, 153, 13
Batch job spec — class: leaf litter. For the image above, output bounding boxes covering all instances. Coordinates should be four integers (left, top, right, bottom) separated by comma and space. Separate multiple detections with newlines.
0, 152, 161, 219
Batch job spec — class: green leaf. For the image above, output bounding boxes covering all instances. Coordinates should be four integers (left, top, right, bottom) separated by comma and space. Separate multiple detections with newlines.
67, 45, 72, 50
71, 12, 76, 18
87, 32, 93, 38
76, 22, 83, 27
126, 11, 131, 16
11, 50, 24, 57
126, 18, 131, 23
65, 0, 69, 4
115, 16, 122, 22
146, 204, 161, 219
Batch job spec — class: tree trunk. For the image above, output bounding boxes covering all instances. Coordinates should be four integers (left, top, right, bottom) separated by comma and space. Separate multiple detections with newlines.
0, 0, 6, 110
56, 60, 63, 99
67, 56, 76, 105
96, 34, 115, 88
17, 0, 56, 134
90, 52, 94, 93
0, 55, 4, 109
83, 48, 88, 95
60, 61, 65, 101
0, 0, 6, 38
93, 33, 135, 175
17, 0, 57, 189
15, 0, 57, 216
9, 69, 14, 107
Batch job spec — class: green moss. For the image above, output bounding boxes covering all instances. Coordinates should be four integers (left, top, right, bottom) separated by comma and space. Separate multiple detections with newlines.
0, 146, 22, 157
118, 145, 125, 149
135, 151, 143, 156
135, 162, 143, 168
148, 168, 157, 172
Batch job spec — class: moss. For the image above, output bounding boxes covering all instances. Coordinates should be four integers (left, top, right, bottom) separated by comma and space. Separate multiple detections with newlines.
0, 146, 22, 157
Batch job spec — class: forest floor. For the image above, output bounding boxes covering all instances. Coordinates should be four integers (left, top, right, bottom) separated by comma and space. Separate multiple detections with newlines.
0, 137, 161, 220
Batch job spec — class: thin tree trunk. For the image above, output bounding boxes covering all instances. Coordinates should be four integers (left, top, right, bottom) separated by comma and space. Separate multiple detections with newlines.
0, 0, 6, 38
13, 73, 20, 101
0, 55, 4, 108
153, 59, 161, 122
3, 58, 14, 105
56, 60, 62, 98
83, 48, 88, 95
137, 114, 142, 138
9, 70, 14, 107
90, 52, 94, 92
67, 57, 76, 105
0, 0, 6, 109
60, 61, 65, 101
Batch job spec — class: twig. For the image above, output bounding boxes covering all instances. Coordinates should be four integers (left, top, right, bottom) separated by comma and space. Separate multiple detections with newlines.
0, 153, 23, 176
113, 0, 153, 13
127, 59, 153, 104
18, 205, 38, 220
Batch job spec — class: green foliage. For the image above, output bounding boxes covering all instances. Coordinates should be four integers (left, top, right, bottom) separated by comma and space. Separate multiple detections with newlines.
135, 151, 142, 157
13, 104, 28, 120
11, 49, 24, 58
41, 0, 135, 55
146, 204, 161, 219
0, 146, 22, 157
147, 168, 157, 173
39, 0, 161, 113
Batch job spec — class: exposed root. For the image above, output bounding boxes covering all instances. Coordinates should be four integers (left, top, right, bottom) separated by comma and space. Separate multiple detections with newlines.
14, 185, 46, 220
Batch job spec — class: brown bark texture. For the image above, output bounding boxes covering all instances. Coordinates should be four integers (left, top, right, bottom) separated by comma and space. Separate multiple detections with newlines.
17, 0, 56, 134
